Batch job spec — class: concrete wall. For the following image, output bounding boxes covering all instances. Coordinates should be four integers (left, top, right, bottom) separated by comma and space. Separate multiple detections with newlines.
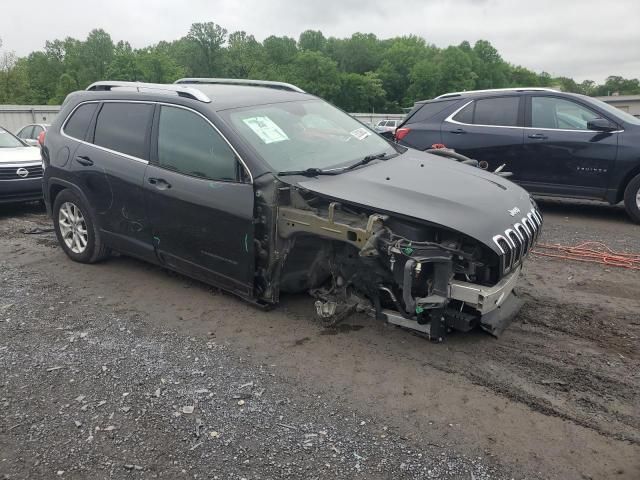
0, 105, 60, 132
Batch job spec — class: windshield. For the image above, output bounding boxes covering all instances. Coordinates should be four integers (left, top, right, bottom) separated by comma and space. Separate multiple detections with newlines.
0, 128, 25, 148
589, 98, 640, 126
222, 99, 396, 172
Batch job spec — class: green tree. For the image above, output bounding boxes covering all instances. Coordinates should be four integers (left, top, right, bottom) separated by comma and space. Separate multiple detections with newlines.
336, 71, 386, 112
298, 30, 326, 52
225, 31, 263, 78
136, 47, 184, 83
288, 51, 340, 101
186, 22, 227, 76
437, 46, 476, 93
263, 36, 297, 65
106, 41, 141, 81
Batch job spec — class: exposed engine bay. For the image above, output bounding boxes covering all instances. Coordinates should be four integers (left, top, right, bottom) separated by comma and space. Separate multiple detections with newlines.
252, 177, 535, 342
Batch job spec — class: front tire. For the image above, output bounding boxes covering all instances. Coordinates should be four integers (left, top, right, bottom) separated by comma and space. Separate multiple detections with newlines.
53, 189, 110, 263
623, 174, 640, 224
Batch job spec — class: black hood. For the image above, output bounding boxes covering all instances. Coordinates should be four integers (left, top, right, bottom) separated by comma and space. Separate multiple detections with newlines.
281, 149, 536, 254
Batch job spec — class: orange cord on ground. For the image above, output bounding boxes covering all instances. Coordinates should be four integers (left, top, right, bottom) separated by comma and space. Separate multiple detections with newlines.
532, 241, 640, 270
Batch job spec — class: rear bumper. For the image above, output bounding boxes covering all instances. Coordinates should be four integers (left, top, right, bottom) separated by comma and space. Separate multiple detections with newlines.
0, 178, 43, 204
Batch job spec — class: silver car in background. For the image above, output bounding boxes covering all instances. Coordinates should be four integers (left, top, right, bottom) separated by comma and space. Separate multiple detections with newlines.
0, 126, 43, 204
16, 123, 50, 147
374, 119, 400, 134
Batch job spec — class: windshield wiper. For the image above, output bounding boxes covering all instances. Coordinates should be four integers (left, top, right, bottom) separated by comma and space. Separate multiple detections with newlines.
343, 151, 397, 172
277, 167, 341, 177
278, 152, 398, 178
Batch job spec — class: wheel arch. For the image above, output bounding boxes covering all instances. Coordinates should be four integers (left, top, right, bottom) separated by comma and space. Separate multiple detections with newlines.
615, 163, 640, 204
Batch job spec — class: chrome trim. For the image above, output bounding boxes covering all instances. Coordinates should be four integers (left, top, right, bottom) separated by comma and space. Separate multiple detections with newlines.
60, 100, 254, 183
444, 100, 623, 134
0, 162, 43, 168
86, 81, 211, 103
436, 87, 558, 99
175, 77, 305, 93
492, 207, 542, 276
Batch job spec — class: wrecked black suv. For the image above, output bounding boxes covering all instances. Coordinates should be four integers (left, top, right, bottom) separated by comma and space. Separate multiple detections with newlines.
42, 79, 542, 341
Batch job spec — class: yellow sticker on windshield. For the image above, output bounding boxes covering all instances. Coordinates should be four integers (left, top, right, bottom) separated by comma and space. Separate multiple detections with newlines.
242, 116, 289, 144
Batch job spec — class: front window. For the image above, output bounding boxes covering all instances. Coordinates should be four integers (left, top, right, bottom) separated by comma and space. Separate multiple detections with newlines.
157, 105, 238, 182
531, 97, 600, 130
0, 128, 25, 148
222, 100, 395, 172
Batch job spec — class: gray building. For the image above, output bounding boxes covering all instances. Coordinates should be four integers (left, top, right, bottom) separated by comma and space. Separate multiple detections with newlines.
595, 95, 640, 117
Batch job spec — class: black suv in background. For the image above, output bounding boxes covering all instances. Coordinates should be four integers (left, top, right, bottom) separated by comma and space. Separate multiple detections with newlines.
41, 79, 542, 341
396, 88, 640, 223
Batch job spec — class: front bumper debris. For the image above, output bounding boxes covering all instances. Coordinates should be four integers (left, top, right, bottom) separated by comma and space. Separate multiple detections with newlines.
383, 267, 524, 339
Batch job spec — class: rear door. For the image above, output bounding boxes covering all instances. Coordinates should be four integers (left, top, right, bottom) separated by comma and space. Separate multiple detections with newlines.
516, 95, 619, 197
70, 101, 155, 261
144, 104, 255, 296
441, 96, 525, 170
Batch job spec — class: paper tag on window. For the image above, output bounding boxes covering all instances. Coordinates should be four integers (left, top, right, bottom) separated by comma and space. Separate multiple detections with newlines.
242, 116, 289, 144
350, 127, 371, 141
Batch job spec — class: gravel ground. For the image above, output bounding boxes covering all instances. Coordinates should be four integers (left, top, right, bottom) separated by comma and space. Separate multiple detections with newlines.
1, 254, 508, 480
1, 199, 639, 480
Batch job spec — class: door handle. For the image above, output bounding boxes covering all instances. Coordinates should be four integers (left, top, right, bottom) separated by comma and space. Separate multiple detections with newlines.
148, 177, 172, 189
528, 133, 548, 140
74, 155, 93, 166
450, 128, 466, 134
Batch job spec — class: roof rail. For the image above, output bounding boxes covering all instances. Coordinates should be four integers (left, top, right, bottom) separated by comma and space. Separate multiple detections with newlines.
174, 78, 305, 93
86, 81, 211, 103
435, 87, 558, 99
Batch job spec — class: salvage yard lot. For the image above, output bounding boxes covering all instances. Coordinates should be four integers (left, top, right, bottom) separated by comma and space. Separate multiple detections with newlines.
1, 199, 639, 479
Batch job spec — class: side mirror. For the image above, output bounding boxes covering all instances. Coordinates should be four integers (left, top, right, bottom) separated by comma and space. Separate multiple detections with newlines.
587, 118, 618, 132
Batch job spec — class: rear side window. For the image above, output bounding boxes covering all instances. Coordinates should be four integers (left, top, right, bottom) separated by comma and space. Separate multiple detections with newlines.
474, 97, 519, 126
157, 105, 238, 182
64, 103, 99, 140
93, 103, 153, 159
408, 100, 458, 124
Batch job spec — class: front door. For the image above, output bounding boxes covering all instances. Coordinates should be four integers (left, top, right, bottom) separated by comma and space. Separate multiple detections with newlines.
516, 95, 619, 198
144, 104, 255, 296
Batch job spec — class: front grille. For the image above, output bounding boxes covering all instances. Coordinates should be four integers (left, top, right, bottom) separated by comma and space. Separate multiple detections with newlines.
0, 165, 43, 180
493, 207, 542, 275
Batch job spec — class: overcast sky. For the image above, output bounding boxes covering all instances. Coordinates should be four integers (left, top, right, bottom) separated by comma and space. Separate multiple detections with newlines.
1, 0, 638, 83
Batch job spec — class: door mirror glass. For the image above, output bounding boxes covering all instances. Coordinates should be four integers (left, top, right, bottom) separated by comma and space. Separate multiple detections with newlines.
586, 118, 618, 132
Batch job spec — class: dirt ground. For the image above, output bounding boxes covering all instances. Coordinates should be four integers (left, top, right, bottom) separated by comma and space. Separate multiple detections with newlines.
0, 198, 638, 479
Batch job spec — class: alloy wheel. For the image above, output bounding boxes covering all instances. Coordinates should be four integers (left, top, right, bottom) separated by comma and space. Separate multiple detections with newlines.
58, 202, 88, 254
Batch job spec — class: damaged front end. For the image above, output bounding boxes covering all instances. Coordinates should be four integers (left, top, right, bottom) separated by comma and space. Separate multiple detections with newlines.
255, 181, 542, 342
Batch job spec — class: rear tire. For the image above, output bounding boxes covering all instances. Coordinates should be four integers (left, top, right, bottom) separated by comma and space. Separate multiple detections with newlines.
53, 189, 110, 263
623, 174, 640, 224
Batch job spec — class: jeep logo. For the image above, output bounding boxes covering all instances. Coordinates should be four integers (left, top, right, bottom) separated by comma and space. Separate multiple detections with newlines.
508, 207, 521, 217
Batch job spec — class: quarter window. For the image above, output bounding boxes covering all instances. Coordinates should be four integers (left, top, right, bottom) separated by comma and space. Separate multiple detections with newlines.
157, 106, 238, 182
452, 102, 474, 124
531, 97, 600, 130
94, 103, 153, 159
64, 103, 99, 140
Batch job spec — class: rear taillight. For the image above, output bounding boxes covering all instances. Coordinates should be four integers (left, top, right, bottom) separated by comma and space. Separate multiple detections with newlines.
37, 131, 46, 146
395, 127, 410, 141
